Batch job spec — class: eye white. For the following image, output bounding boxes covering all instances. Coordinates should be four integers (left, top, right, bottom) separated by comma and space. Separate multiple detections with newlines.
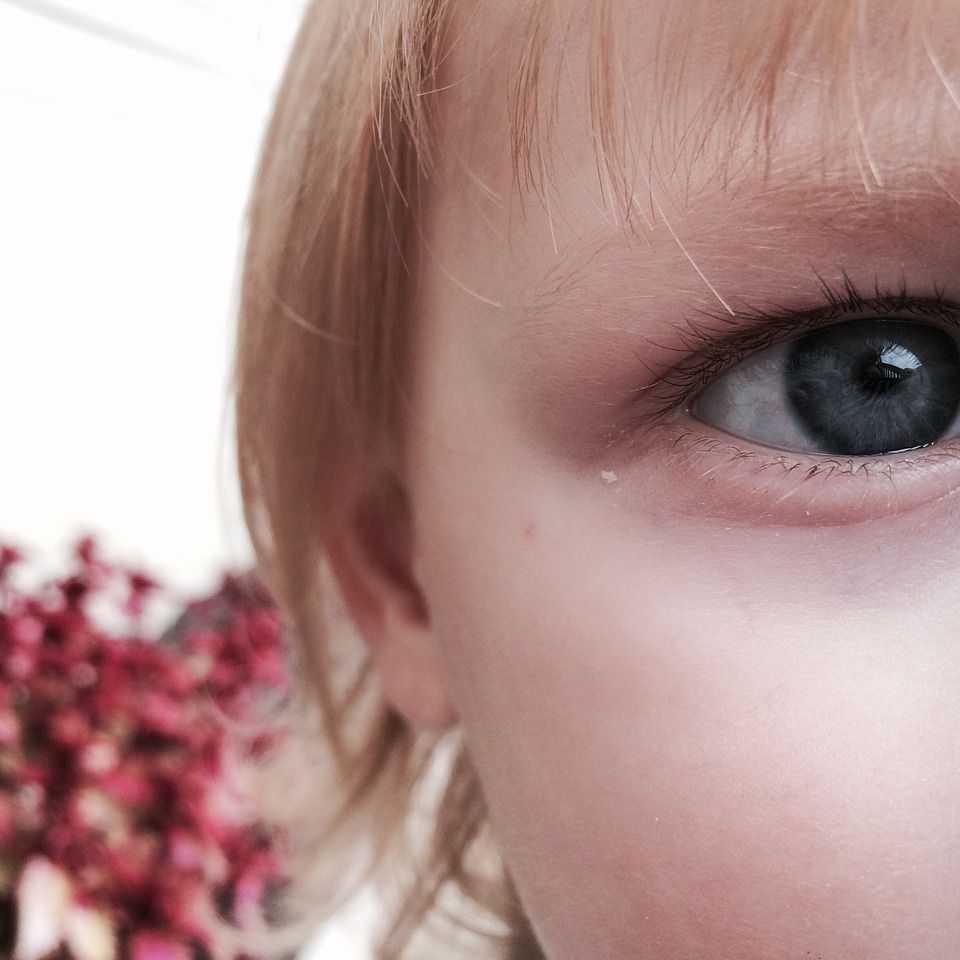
689, 329, 960, 456
690, 342, 814, 452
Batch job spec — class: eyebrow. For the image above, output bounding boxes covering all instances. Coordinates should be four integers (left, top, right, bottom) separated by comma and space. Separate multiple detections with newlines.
513, 165, 960, 364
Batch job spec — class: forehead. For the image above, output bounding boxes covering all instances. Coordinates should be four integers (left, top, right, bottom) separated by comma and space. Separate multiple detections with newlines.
433, 0, 960, 213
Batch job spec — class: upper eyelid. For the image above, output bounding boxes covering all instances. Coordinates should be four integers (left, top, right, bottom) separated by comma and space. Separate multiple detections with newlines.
631, 277, 960, 416
688, 274, 959, 358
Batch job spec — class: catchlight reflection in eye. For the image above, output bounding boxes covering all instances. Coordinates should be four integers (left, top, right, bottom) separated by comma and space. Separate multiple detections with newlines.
690, 318, 960, 457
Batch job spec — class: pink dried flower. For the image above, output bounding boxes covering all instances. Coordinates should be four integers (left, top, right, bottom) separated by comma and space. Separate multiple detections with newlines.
50, 709, 91, 748
0, 792, 16, 841
74, 536, 113, 586
1, 536, 292, 957
128, 931, 191, 960
0, 544, 24, 582
0, 705, 21, 747
123, 570, 160, 618
8, 613, 43, 648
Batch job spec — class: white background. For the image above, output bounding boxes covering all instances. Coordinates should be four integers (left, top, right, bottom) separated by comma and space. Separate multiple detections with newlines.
0, 0, 301, 602
0, 1, 372, 955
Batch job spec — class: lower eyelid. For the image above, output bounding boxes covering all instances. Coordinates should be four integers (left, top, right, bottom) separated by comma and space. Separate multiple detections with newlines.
613, 422, 960, 528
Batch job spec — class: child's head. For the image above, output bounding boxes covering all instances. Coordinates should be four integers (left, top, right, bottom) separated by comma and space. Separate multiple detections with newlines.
234, 1, 960, 957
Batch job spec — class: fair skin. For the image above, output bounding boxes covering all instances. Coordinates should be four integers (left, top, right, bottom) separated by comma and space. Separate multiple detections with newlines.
329, 1, 960, 957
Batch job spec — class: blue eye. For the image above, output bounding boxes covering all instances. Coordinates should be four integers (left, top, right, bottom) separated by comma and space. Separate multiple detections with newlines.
690, 318, 960, 456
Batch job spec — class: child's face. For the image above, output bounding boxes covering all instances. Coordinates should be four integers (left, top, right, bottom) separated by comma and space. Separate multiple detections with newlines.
399, 1, 960, 956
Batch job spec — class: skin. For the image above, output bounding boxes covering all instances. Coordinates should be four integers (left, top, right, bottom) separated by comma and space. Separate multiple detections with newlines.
331, 1, 960, 957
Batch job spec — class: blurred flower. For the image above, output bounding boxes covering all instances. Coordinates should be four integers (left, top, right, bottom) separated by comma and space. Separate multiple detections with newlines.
64, 903, 118, 960
0, 537, 292, 958
128, 931, 192, 960
123, 571, 159, 618
13, 857, 73, 960
0, 545, 24, 583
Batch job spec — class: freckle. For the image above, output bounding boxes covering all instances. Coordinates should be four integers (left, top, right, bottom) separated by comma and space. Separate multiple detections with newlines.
522, 521, 536, 540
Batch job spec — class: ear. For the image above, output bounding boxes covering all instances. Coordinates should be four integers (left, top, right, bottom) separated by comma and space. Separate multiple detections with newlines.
325, 473, 458, 731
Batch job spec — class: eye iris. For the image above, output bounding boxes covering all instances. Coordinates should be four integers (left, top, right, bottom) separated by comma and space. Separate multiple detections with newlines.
784, 319, 960, 456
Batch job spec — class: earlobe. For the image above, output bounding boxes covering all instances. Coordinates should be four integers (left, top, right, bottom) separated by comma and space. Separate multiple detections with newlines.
325, 474, 459, 731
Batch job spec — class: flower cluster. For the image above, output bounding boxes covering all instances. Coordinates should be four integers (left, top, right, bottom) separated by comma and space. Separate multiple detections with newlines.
0, 538, 292, 960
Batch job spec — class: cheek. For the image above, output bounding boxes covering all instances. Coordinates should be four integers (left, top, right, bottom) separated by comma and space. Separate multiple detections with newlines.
410, 408, 960, 960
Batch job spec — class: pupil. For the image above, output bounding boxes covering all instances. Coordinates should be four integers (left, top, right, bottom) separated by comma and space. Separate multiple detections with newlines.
784, 318, 960, 456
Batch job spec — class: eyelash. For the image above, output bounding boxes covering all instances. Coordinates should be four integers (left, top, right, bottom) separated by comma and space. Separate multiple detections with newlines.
636, 272, 960, 419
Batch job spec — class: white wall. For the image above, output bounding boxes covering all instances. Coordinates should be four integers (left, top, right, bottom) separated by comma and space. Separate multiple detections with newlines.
0, 0, 306, 607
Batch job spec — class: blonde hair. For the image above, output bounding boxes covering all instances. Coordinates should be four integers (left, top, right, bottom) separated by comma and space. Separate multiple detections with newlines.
230, 0, 943, 957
